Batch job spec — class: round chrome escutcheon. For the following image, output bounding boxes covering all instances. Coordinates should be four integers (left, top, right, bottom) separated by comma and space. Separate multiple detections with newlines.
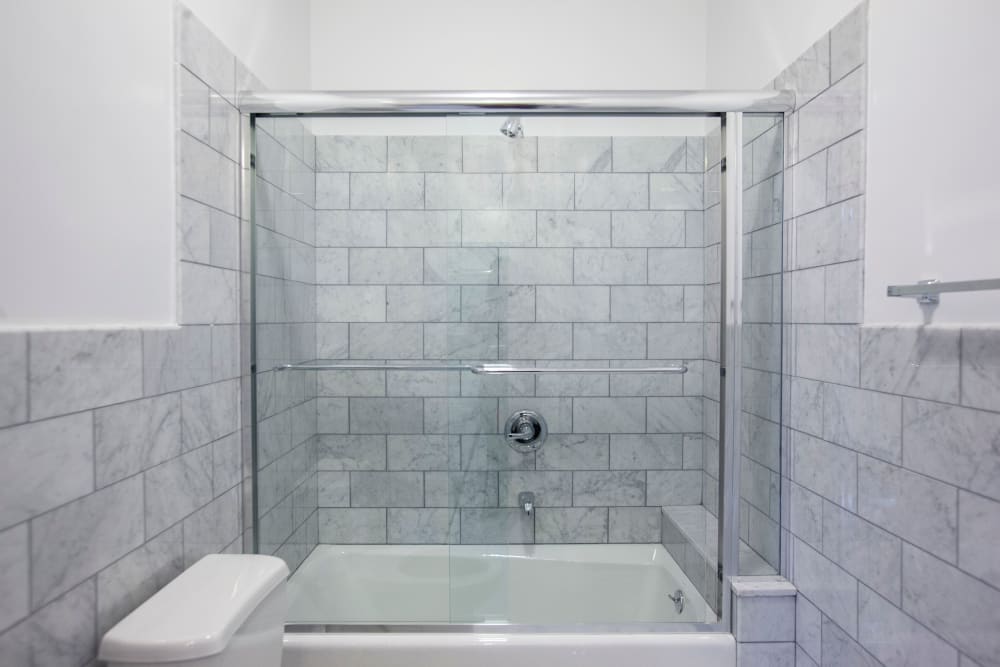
503, 410, 548, 453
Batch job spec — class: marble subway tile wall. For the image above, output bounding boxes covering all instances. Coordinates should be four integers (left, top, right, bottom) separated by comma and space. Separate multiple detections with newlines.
312, 133, 711, 545
253, 116, 319, 571
0, 6, 248, 664
778, 3, 1000, 665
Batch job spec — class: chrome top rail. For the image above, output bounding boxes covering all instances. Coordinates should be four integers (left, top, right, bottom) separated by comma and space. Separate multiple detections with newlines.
274, 363, 687, 375
886, 278, 1000, 305
239, 90, 795, 115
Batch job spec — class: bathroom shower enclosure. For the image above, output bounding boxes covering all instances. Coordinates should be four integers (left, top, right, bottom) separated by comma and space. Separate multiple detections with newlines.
244, 92, 787, 643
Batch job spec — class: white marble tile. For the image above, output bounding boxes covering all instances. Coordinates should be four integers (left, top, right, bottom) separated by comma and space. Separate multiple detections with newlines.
791, 538, 858, 638
535, 507, 608, 543
789, 149, 827, 217
350, 398, 423, 434
31, 475, 143, 608
0, 523, 28, 632
824, 260, 862, 324
178, 195, 211, 265
424, 323, 498, 359
94, 394, 183, 488
318, 508, 386, 543
388, 508, 460, 543
386, 286, 459, 322
795, 594, 823, 662
958, 490, 1000, 588
573, 323, 646, 359
499, 248, 572, 284
794, 324, 859, 385
860, 326, 960, 403
611, 211, 685, 247
348, 323, 423, 360
902, 544, 1000, 667
536, 434, 609, 470
180, 263, 239, 325
537, 137, 611, 172
179, 132, 237, 214
462, 364, 534, 397
0, 414, 93, 530
823, 384, 902, 463
0, 333, 28, 428
350, 173, 423, 209
459, 508, 533, 543
685, 137, 705, 173
612, 137, 685, 172
650, 173, 704, 210
609, 507, 661, 542
460, 435, 535, 471
387, 210, 460, 247
536, 286, 609, 322
498, 397, 571, 433
317, 471, 350, 506
178, 66, 210, 144
647, 247, 703, 285
180, 379, 239, 450
316, 136, 386, 172
461, 285, 535, 322
575, 173, 648, 210
499, 323, 573, 359
5, 578, 96, 667
316, 323, 349, 359
793, 197, 863, 271
351, 472, 423, 507
647, 322, 703, 359
610, 434, 682, 469
751, 124, 784, 186
830, 2, 868, 82
176, 5, 235, 102
315, 173, 350, 209
317, 435, 386, 471
821, 616, 881, 666
425, 173, 501, 209
499, 471, 571, 507
574, 248, 646, 284
95, 524, 183, 636
823, 499, 902, 603
535, 360, 608, 397
573, 397, 645, 434
791, 431, 857, 510
858, 583, 959, 667
960, 328, 1000, 411
349, 248, 422, 284
462, 137, 537, 172
317, 397, 348, 434
144, 446, 213, 537
734, 594, 795, 642
743, 176, 782, 233
538, 211, 610, 247
316, 210, 386, 246
611, 286, 683, 322
647, 470, 702, 504
827, 131, 865, 203
502, 173, 573, 209
774, 33, 831, 107
388, 136, 462, 172
316, 247, 348, 285
388, 435, 460, 471
903, 398, 1000, 502
462, 211, 536, 246
798, 66, 866, 159
29, 330, 142, 420
858, 455, 958, 563
572, 471, 645, 506
426, 247, 499, 284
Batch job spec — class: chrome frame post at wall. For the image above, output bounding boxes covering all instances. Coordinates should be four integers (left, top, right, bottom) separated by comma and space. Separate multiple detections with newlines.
240, 110, 260, 555
717, 113, 744, 620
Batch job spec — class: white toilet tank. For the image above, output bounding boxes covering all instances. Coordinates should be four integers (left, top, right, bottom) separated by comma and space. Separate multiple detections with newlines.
99, 554, 289, 667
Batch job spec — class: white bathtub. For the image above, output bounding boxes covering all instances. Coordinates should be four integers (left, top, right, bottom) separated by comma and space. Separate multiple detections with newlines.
287, 544, 714, 625
281, 544, 733, 667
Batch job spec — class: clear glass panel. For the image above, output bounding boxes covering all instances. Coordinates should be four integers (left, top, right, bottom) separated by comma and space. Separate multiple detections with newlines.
738, 113, 784, 575
252, 114, 735, 627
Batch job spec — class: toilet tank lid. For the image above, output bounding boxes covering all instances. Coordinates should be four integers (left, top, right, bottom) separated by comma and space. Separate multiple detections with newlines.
98, 554, 289, 663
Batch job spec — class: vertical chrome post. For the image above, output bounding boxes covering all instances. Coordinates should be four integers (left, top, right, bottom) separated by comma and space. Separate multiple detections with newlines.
717, 112, 744, 626
239, 111, 259, 555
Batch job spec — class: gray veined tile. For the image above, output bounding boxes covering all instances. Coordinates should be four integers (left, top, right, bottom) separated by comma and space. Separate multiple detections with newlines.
0, 413, 94, 531
462, 210, 536, 247
650, 174, 704, 210
572, 471, 645, 506
425, 398, 498, 435
0, 523, 29, 632
316, 210, 386, 247
316, 136, 386, 172
387, 367, 461, 398
958, 490, 1000, 589
822, 500, 902, 604
461, 285, 535, 322
858, 456, 958, 563
648, 397, 703, 434
387, 210, 461, 247
538, 211, 611, 247
795, 594, 822, 662
502, 174, 573, 209
318, 471, 350, 507
611, 434, 682, 470
178, 195, 211, 265
535, 508, 608, 543
317, 285, 385, 322
180, 263, 239, 325
425, 472, 497, 507
178, 132, 237, 214
827, 131, 865, 204
144, 446, 214, 538
798, 66, 866, 159
793, 196, 864, 270
351, 471, 423, 507
536, 286, 609, 322
536, 434, 609, 470
31, 476, 144, 608
647, 470, 702, 505
612, 137, 686, 172
319, 508, 386, 544
574, 323, 646, 359
317, 435, 386, 471
537, 137, 611, 172
858, 583, 959, 667
208, 93, 240, 164
791, 538, 858, 639
733, 594, 795, 643
95, 394, 183, 488
736, 642, 795, 667
388, 136, 462, 172
424, 323, 498, 359
821, 617, 881, 667
499, 248, 573, 285
0, 333, 28, 428
142, 326, 213, 395
181, 379, 239, 450
2, 577, 97, 667
575, 174, 648, 210
902, 398, 1000, 502
823, 384, 902, 463
647, 323, 702, 358
29, 329, 143, 420
794, 324, 859, 386
574, 249, 646, 285
349, 248, 423, 284
175, 5, 236, 102
791, 431, 857, 511
350, 173, 424, 209
611, 211, 685, 247
536, 360, 609, 397
350, 323, 424, 359
499, 323, 572, 359
425, 173, 501, 209
460, 435, 535, 471
462, 136, 537, 172
773, 32, 830, 107
460, 509, 533, 544
425, 248, 499, 285
647, 248, 703, 285
860, 326, 960, 403
830, 2, 868, 82
388, 508, 459, 543
315, 173, 350, 209
499, 471, 572, 507
961, 328, 1000, 411
178, 66, 210, 142
387, 286, 460, 322
350, 398, 423, 434
609, 507, 661, 542
611, 286, 684, 322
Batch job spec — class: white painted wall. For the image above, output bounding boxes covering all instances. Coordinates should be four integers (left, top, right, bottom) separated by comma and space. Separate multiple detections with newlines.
864, 0, 1000, 324
0, 0, 177, 329
705, 0, 859, 89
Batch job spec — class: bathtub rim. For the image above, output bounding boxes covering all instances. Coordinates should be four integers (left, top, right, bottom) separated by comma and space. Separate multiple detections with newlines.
285, 620, 728, 634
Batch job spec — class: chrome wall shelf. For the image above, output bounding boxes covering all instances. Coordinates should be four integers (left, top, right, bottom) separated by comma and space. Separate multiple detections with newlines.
886, 278, 1000, 305
274, 363, 687, 375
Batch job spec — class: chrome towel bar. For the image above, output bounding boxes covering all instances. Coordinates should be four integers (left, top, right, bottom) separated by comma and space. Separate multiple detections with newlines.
274, 363, 687, 375
886, 278, 1000, 305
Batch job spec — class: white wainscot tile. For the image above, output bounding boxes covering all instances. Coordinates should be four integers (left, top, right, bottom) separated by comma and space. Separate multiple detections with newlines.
0, 333, 28, 427
860, 326, 960, 403
961, 328, 1000, 412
